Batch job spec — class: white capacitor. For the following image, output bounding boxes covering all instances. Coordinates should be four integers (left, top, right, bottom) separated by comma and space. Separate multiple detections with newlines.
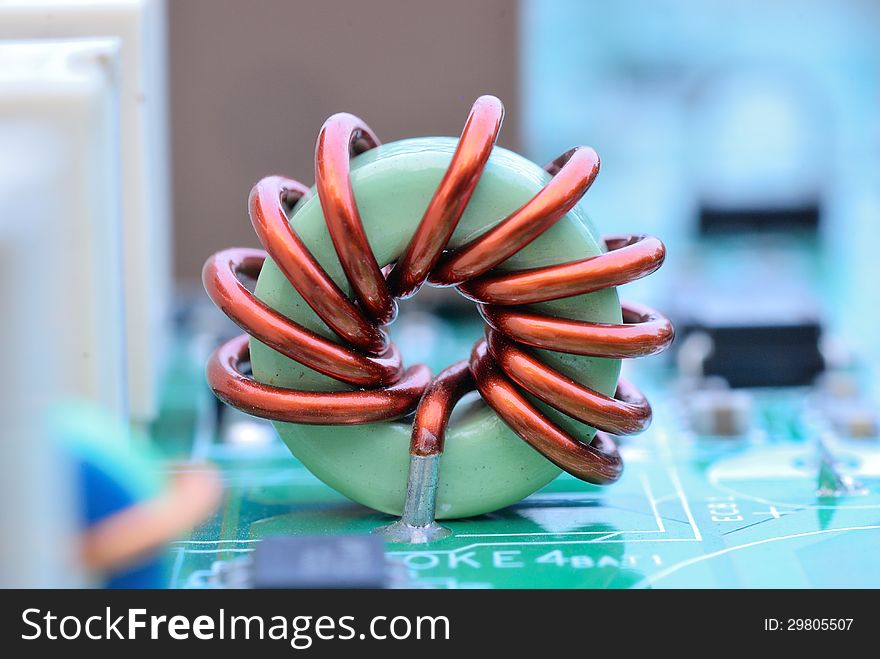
0, 0, 171, 421
689, 388, 753, 437
0, 39, 125, 586
0, 39, 127, 416
0, 148, 81, 587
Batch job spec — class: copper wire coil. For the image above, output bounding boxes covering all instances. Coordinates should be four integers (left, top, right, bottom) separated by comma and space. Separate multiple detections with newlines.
204, 95, 673, 487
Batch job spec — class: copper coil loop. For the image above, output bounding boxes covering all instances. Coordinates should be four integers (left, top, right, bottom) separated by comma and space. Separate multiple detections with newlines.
204, 94, 673, 486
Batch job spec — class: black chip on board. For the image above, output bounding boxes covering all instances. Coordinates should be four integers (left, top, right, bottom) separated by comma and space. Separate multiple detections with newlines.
698, 204, 820, 235
250, 535, 387, 589
684, 322, 825, 388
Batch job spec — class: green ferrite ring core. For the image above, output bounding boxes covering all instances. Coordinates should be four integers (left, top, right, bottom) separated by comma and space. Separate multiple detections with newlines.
251, 137, 622, 519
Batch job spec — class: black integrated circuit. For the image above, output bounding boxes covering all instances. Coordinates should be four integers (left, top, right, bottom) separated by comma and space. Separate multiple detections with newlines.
698, 203, 821, 235
681, 321, 825, 388
250, 535, 388, 589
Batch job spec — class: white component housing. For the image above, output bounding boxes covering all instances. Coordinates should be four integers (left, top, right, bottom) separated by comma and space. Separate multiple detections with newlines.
0, 0, 171, 420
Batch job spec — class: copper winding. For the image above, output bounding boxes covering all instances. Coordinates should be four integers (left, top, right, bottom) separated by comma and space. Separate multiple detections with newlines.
204, 95, 673, 487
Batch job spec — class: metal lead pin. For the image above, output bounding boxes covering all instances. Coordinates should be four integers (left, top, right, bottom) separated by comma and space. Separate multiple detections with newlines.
375, 453, 451, 543
374, 362, 474, 544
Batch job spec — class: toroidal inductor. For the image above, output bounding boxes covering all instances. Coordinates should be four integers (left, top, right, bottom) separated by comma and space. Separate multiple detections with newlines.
203, 95, 673, 541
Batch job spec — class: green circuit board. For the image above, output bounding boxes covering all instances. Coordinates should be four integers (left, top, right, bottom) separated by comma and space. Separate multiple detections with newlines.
153, 312, 880, 589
